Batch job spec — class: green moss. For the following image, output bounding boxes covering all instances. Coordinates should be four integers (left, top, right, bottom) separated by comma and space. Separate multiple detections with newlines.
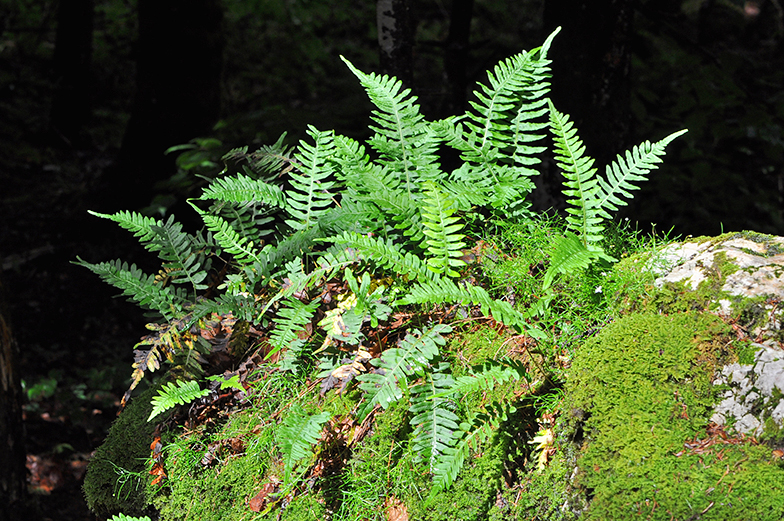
83, 384, 159, 517
565, 312, 784, 520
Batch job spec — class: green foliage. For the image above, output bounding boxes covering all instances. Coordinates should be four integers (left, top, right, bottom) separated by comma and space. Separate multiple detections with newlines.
277, 404, 332, 490
544, 100, 686, 288
357, 324, 450, 418
78, 27, 689, 518
109, 515, 152, 521
148, 379, 211, 421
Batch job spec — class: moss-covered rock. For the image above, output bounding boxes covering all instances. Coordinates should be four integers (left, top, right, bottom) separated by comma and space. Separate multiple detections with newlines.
559, 312, 784, 520
83, 384, 159, 517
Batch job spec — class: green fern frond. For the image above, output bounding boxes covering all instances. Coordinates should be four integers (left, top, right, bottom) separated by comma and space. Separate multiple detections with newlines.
192, 207, 267, 267
88, 210, 160, 245
340, 56, 441, 192
543, 232, 616, 290
357, 324, 451, 418
74, 258, 185, 320
329, 231, 433, 282
109, 514, 152, 521
223, 132, 294, 179
397, 278, 545, 339
429, 400, 514, 499
420, 182, 467, 278
148, 379, 210, 421
596, 129, 688, 218
285, 126, 337, 231
199, 173, 287, 208
548, 100, 604, 246
409, 362, 460, 470
277, 404, 331, 488
443, 360, 529, 397
270, 297, 321, 371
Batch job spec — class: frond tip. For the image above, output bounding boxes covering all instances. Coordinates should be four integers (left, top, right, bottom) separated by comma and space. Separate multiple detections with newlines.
148, 380, 210, 421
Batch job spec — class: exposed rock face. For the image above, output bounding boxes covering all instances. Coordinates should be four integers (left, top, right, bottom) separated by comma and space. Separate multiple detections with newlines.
650, 232, 784, 438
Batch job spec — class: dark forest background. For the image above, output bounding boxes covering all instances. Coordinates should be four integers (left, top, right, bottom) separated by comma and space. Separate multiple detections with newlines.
1, 0, 782, 519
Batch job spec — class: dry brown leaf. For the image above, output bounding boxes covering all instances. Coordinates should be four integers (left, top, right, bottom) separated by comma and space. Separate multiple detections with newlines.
385, 496, 409, 521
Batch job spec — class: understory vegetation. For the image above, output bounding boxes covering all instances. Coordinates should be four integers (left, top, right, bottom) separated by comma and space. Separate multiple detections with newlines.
79, 28, 784, 521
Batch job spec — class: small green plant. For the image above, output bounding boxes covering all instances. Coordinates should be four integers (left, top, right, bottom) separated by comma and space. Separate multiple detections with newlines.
79, 26, 686, 516
148, 379, 210, 421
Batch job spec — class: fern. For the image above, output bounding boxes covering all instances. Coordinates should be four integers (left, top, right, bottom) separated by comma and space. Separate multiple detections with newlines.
148, 379, 210, 421
74, 258, 186, 320
420, 181, 467, 277
223, 132, 295, 179
277, 404, 331, 489
341, 56, 441, 192
270, 297, 322, 372
285, 126, 337, 231
443, 359, 529, 398
109, 515, 152, 521
397, 277, 545, 339
409, 362, 460, 470
329, 231, 433, 282
192, 207, 267, 268
357, 324, 451, 418
429, 400, 514, 499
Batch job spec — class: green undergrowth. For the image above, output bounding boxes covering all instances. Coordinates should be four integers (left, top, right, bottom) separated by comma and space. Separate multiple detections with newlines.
558, 312, 784, 520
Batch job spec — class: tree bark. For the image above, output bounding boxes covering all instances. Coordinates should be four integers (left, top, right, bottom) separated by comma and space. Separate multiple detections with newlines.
543, 0, 634, 167
50, 0, 94, 145
377, 0, 414, 87
110, 0, 224, 210
442, 0, 474, 116
0, 278, 26, 521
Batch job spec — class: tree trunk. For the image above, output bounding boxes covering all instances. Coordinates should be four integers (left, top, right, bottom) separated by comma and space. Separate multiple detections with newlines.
50, 0, 94, 145
442, 0, 474, 116
0, 278, 26, 521
543, 0, 634, 168
377, 0, 414, 87
110, 0, 224, 210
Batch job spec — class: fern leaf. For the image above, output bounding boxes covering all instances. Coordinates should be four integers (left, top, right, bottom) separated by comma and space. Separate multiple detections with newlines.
191, 206, 266, 267
357, 324, 451, 417
199, 173, 287, 208
548, 100, 605, 246
109, 515, 152, 521
397, 278, 545, 339
596, 129, 688, 217
329, 231, 433, 282
285, 126, 337, 231
271, 297, 321, 372
420, 182, 467, 278
429, 401, 514, 499
442, 360, 528, 398
223, 132, 295, 178
74, 258, 185, 320
148, 379, 210, 421
88, 210, 160, 246
543, 232, 615, 290
409, 362, 460, 470
277, 404, 331, 488
340, 56, 441, 192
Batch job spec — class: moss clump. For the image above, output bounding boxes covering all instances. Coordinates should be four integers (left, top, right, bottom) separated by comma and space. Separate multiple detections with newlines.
83, 384, 159, 517
565, 312, 784, 520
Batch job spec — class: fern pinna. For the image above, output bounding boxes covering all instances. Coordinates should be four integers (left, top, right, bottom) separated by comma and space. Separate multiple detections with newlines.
78, 26, 688, 513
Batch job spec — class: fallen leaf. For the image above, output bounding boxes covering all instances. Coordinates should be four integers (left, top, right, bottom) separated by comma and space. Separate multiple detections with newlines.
385, 496, 408, 521
249, 479, 279, 512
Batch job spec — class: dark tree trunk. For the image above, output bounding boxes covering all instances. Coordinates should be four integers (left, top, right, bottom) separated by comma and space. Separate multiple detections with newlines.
442, 0, 474, 116
377, 0, 414, 87
50, 0, 94, 145
0, 278, 26, 521
110, 0, 223, 210
543, 0, 634, 168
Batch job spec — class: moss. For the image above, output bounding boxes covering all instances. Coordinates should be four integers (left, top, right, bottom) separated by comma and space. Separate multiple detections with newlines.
83, 384, 159, 517
564, 312, 784, 520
